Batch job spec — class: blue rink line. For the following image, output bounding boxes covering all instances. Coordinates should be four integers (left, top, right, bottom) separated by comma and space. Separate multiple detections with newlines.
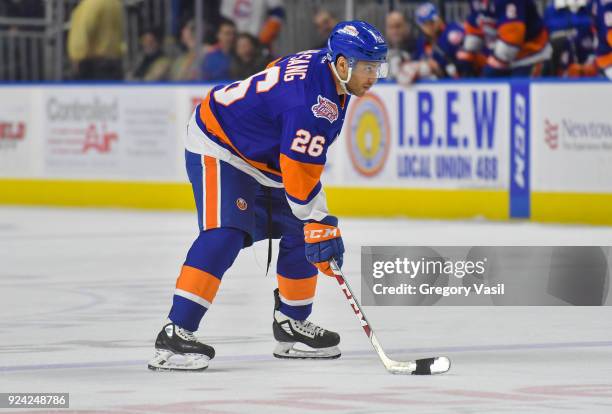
2, 340, 612, 373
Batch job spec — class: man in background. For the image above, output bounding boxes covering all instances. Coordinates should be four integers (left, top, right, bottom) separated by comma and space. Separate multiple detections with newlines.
67, 0, 124, 80
385, 11, 417, 80
200, 18, 237, 81
313, 9, 339, 49
129, 27, 171, 81
168, 19, 201, 81
230, 33, 269, 80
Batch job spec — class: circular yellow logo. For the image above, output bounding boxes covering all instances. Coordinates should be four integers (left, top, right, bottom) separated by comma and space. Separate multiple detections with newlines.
346, 93, 390, 177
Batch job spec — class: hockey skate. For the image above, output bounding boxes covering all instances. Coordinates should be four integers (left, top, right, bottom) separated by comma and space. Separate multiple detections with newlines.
148, 323, 215, 371
272, 288, 341, 359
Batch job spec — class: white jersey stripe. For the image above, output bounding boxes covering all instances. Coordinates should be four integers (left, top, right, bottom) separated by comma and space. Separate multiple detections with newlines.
175, 288, 212, 309
216, 157, 221, 227
201, 155, 207, 230
279, 293, 314, 307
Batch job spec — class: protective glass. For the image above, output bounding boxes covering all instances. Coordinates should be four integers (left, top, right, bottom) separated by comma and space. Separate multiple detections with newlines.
352, 60, 389, 79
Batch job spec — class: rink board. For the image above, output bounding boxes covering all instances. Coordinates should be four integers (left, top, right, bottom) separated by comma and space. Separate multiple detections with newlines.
0, 80, 611, 224
1, 179, 609, 224
0, 178, 508, 220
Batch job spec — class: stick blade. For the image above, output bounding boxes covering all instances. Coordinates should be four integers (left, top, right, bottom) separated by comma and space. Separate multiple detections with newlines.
388, 356, 451, 375
413, 356, 451, 375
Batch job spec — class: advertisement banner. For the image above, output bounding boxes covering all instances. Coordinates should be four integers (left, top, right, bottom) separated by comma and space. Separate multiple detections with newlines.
336, 83, 509, 190
0, 88, 35, 177
531, 83, 612, 193
43, 87, 180, 181
509, 82, 530, 218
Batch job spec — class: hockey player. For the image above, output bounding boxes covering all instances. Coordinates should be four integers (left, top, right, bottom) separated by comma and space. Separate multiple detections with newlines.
147, 21, 388, 371
460, 0, 553, 77
592, 0, 612, 79
397, 2, 465, 84
457, 0, 498, 76
416, 2, 465, 78
544, 0, 597, 77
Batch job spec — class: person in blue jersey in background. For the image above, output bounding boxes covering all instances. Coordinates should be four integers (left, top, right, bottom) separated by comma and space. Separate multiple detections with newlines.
200, 18, 237, 81
457, 0, 497, 77
544, 0, 597, 77
456, 0, 552, 78
483, 0, 552, 77
592, 0, 612, 79
406, 2, 464, 83
148, 21, 388, 371
397, 2, 465, 85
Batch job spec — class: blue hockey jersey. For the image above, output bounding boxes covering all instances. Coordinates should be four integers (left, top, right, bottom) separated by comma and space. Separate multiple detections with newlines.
592, 0, 612, 72
191, 49, 350, 221
415, 22, 465, 77
544, 1, 595, 73
462, 0, 549, 67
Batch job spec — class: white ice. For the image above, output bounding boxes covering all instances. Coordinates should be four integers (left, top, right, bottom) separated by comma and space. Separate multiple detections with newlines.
1, 206, 612, 413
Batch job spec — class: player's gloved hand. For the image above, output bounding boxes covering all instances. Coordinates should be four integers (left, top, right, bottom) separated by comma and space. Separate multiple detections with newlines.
304, 215, 344, 277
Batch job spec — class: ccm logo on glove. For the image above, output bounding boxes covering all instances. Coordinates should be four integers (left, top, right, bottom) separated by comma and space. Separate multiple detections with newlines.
304, 225, 340, 241
304, 217, 344, 277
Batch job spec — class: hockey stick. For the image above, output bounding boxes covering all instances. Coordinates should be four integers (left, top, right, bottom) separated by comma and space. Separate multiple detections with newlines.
330, 259, 451, 375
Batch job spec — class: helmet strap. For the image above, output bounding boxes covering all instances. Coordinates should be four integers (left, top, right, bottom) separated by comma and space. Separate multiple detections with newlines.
331, 60, 353, 95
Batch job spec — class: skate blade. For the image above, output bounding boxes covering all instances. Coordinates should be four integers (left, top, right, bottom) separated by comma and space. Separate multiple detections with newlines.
273, 342, 341, 360
147, 349, 210, 372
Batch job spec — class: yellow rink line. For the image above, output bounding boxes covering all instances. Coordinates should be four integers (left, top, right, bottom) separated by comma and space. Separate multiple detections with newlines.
0, 179, 507, 220
326, 187, 508, 220
1, 179, 611, 225
0, 179, 194, 210
531, 192, 612, 226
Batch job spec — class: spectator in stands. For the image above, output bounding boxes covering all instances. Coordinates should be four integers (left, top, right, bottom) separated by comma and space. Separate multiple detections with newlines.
220, 0, 285, 51
592, 0, 612, 79
313, 9, 339, 49
385, 11, 417, 80
230, 33, 269, 80
200, 18, 236, 81
397, 2, 465, 85
130, 27, 172, 81
544, 0, 597, 77
67, 0, 124, 80
168, 19, 201, 81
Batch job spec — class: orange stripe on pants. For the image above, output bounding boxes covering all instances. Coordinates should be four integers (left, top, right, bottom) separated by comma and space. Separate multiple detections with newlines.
176, 265, 221, 304
277, 274, 317, 301
203, 156, 219, 230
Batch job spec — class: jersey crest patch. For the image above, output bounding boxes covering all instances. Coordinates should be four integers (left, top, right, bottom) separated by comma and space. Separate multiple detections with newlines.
311, 95, 339, 123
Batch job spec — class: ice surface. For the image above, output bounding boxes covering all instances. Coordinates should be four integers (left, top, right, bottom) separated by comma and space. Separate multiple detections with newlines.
1, 207, 612, 413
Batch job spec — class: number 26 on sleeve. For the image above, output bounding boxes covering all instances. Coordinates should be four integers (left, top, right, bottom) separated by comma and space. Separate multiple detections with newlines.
290, 129, 325, 157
